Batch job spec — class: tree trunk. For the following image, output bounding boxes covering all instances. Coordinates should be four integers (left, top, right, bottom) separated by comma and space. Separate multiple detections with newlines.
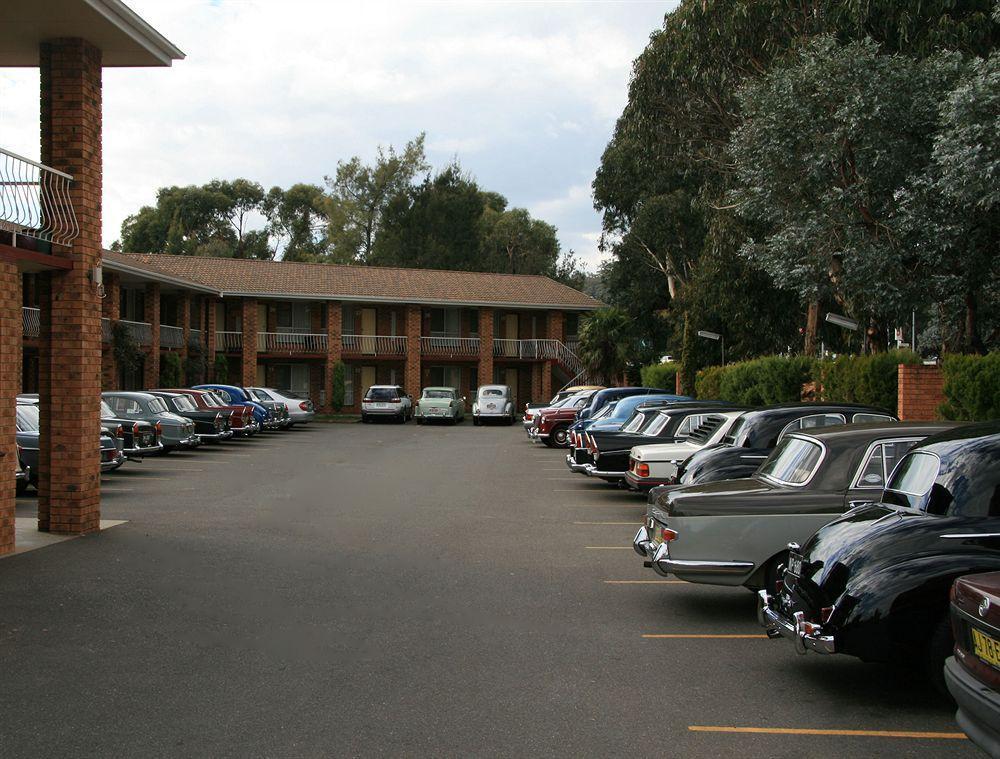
965, 290, 984, 354
804, 300, 819, 356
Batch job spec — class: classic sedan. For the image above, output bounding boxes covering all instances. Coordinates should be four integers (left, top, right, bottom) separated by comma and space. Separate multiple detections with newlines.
245, 387, 292, 428
193, 384, 273, 427
163, 388, 258, 437
947, 571, 1000, 756
248, 387, 314, 425
415, 387, 465, 424
566, 398, 681, 471
758, 422, 1000, 689
473, 385, 514, 426
529, 390, 600, 445
102, 392, 201, 452
637, 422, 956, 594
523, 385, 604, 428
148, 391, 234, 441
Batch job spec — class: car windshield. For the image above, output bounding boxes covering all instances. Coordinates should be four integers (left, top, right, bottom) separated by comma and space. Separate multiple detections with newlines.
366, 388, 399, 401
758, 436, 824, 485
886, 451, 940, 498
423, 389, 455, 400
278, 389, 307, 399
621, 412, 645, 433
591, 402, 615, 420
16, 404, 39, 431
644, 413, 672, 437
251, 389, 272, 401
172, 395, 197, 412
148, 397, 169, 414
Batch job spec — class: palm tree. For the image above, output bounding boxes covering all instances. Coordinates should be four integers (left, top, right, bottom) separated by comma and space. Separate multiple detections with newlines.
577, 308, 636, 385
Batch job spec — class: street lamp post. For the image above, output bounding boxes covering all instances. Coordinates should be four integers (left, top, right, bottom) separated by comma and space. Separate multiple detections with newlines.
697, 330, 725, 366
824, 312, 859, 353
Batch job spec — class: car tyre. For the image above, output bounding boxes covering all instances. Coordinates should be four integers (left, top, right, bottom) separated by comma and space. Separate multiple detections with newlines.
550, 424, 569, 447
473, 417, 480, 426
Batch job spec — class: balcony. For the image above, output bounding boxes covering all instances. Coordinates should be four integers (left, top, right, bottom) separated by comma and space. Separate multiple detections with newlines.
160, 324, 183, 349
119, 319, 152, 346
22, 306, 39, 338
258, 332, 328, 354
0, 147, 79, 248
342, 334, 407, 356
217, 331, 243, 351
189, 328, 203, 348
420, 336, 480, 357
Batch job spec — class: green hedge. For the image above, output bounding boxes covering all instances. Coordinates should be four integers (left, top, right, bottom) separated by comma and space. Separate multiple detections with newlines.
213, 353, 229, 384
818, 349, 919, 412
695, 356, 814, 404
159, 351, 182, 387
639, 362, 680, 392
940, 353, 1000, 421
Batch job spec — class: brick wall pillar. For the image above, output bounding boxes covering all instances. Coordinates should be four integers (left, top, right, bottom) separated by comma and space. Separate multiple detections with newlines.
404, 305, 422, 400
179, 291, 191, 369
206, 298, 217, 379
102, 272, 120, 390
323, 301, 343, 412
143, 282, 160, 388
478, 308, 494, 386
240, 298, 258, 387
897, 363, 944, 421
541, 361, 553, 402
0, 263, 21, 554
548, 310, 564, 342
37, 38, 103, 534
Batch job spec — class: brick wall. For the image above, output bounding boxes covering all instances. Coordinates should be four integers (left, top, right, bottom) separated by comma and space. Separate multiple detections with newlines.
403, 305, 422, 399
143, 282, 160, 388
102, 272, 120, 390
206, 297, 217, 378
37, 38, 103, 534
323, 300, 342, 412
898, 363, 944, 421
0, 263, 21, 554
478, 308, 494, 386
548, 310, 564, 342
240, 297, 258, 387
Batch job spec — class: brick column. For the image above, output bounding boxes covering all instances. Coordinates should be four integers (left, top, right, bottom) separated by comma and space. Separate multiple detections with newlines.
478, 308, 494, 386
548, 310, 564, 342
0, 263, 21, 554
101, 272, 120, 390
143, 282, 160, 388
240, 297, 258, 386
179, 291, 191, 369
37, 38, 102, 534
324, 301, 343, 412
897, 364, 944, 421
206, 298, 217, 379
403, 305, 422, 400
541, 361, 552, 402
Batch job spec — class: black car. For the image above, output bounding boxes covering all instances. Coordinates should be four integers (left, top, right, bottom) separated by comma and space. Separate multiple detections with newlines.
671, 403, 897, 486
148, 391, 234, 441
759, 421, 1000, 689
100, 399, 162, 458
582, 403, 747, 483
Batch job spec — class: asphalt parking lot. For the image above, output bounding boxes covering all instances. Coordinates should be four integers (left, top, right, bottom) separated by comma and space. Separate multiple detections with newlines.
1, 423, 975, 757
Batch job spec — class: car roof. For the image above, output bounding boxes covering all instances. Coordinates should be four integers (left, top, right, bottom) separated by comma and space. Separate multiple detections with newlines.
422, 386, 455, 391
797, 421, 963, 443
102, 391, 157, 399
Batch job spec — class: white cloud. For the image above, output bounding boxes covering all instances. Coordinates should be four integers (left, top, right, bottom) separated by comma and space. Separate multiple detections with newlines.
0, 0, 675, 256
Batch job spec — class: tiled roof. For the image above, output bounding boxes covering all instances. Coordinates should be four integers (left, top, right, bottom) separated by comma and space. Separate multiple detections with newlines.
103, 251, 603, 310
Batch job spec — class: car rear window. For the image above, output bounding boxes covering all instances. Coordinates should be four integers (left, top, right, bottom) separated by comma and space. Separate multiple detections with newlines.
758, 436, 825, 485
172, 395, 197, 412
16, 404, 39, 431
423, 389, 454, 399
480, 388, 505, 398
100, 400, 115, 418
887, 451, 940, 497
366, 388, 398, 401
148, 398, 169, 414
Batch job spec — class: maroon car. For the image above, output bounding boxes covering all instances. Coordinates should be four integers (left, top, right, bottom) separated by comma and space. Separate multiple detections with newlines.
527, 391, 596, 448
947, 571, 1000, 756
162, 388, 258, 437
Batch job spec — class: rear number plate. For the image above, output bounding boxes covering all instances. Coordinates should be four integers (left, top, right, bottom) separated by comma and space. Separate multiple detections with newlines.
972, 627, 1000, 669
787, 553, 804, 577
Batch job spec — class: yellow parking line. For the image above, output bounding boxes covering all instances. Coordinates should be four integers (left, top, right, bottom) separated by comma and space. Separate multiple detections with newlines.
688, 726, 967, 740
604, 580, 685, 584
643, 634, 767, 639
585, 546, 634, 550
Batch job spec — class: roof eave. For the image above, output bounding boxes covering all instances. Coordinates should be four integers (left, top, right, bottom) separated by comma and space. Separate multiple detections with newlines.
85, 0, 185, 66
103, 257, 219, 294
216, 290, 601, 311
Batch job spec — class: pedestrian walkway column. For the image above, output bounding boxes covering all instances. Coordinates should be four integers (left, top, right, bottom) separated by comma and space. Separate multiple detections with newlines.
143, 282, 160, 388
404, 305, 422, 400
323, 301, 342, 411
240, 297, 258, 387
0, 262, 20, 553
478, 308, 494, 387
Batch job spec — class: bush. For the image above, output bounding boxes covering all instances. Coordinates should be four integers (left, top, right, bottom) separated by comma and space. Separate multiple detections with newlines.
819, 349, 919, 412
695, 365, 725, 400
331, 361, 346, 411
695, 356, 813, 404
159, 351, 182, 387
184, 345, 206, 385
940, 353, 1000, 421
213, 353, 229, 383
640, 362, 680, 392
111, 321, 143, 374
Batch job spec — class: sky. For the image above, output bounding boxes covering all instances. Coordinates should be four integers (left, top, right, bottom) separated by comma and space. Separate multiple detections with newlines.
0, 0, 676, 271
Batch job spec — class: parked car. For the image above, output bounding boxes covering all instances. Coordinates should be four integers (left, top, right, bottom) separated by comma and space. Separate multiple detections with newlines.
523, 385, 604, 426
415, 387, 465, 425
248, 387, 314, 425
164, 388, 258, 437
244, 387, 292, 428
566, 398, 685, 471
102, 392, 200, 452
670, 403, 897, 486
147, 391, 234, 441
361, 385, 413, 423
194, 384, 280, 429
758, 422, 1000, 690
575, 387, 674, 422
472, 385, 514, 426
624, 411, 746, 492
946, 571, 1000, 756
637, 422, 956, 594
15, 456, 28, 494
101, 399, 162, 459
528, 390, 598, 444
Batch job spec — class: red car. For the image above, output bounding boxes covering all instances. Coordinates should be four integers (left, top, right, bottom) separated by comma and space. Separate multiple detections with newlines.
527, 391, 596, 448
947, 571, 1000, 756
161, 388, 258, 437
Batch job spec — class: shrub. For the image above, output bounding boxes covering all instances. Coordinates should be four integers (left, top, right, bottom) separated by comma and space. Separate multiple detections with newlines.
213, 353, 229, 383
695, 356, 813, 404
640, 362, 680, 392
331, 361, 346, 411
184, 345, 206, 385
940, 352, 1000, 421
111, 321, 143, 374
695, 365, 725, 400
159, 351, 182, 387
819, 349, 919, 412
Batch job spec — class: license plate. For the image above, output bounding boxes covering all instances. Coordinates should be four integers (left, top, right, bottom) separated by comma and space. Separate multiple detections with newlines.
648, 517, 664, 546
487, 403, 496, 410
787, 552, 804, 577
428, 408, 442, 415
972, 627, 1000, 669
371, 403, 389, 409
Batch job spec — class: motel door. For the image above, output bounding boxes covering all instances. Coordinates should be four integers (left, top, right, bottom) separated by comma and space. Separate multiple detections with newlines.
504, 367, 518, 411
360, 366, 377, 396
360, 308, 377, 354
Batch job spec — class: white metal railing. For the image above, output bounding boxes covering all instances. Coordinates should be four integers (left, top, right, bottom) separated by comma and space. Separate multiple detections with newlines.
492, 338, 586, 377
22, 306, 39, 338
160, 324, 183, 349
189, 328, 203, 347
119, 319, 152, 346
258, 332, 328, 353
342, 334, 407, 355
217, 331, 242, 351
0, 147, 79, 246
420, 336, 480, 356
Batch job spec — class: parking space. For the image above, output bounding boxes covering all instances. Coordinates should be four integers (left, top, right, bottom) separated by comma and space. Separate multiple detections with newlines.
0, 424, 973, 756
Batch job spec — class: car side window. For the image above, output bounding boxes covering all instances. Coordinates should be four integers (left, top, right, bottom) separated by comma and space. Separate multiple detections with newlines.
853, 413, 894, 423
676, 414, 708, 436
216, 389, 231, 403
857, 444, 886, 488
779, 413, 846, 440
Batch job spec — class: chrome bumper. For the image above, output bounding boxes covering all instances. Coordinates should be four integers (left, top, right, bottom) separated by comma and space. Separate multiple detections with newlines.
198, 429, 234, 441
125, 442, 162, 458
565, 453, 588, 473
100, 450, 126, 471
648, 541, 754, 579
757, 590, 836, 655
583, 463, 624, 479
15, 466, 29, 482
633, 525, 654, 559
234, 422, 259, 436
178, 433, 202, 447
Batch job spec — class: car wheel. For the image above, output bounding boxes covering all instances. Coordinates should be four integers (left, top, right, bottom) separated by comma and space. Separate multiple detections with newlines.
551, 424, 569, 447
925, 615, 953, 697
473, 417, 480, 426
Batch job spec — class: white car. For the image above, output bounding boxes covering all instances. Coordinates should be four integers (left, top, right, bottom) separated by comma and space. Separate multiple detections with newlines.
625, 410, 746, 492
361, 385, 413, 423
248, 387, 315, 425
473, 385, 514, 425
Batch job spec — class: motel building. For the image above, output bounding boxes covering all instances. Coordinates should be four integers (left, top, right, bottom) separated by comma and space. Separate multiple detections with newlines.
0, 1, 600, 556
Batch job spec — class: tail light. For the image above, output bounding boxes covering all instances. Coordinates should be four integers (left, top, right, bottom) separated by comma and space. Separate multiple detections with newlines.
214, 413, 222, 429
820, 606, 835, 624
155, 421, 162, 436
299, 402, 309, 411
115, 424, 124, 439
389, 398, 401, 404
660, 527, 678, 542
636, 463, 650, 478
133, 422, 141, 435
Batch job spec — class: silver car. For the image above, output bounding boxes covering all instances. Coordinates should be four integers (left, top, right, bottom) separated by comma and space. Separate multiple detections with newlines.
473, 385, 514, 426
248, 387, 314, 425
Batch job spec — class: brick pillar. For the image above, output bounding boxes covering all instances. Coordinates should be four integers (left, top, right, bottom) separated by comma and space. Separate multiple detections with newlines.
179, 291, 191, 371
548, 310, 564, 342
897, 364, 944, 421
143, 282, 160, 388
324, 301, 342, 412
478, 308, 494, 386
37, 38, 102, 534
403, 305, 422, 399
0, 263, 21, 554
541, 361, 552, 402
102, 272, 120, 390
530, 362, 542, 404
206, 298, 217, 379
240, 298, 258, 386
